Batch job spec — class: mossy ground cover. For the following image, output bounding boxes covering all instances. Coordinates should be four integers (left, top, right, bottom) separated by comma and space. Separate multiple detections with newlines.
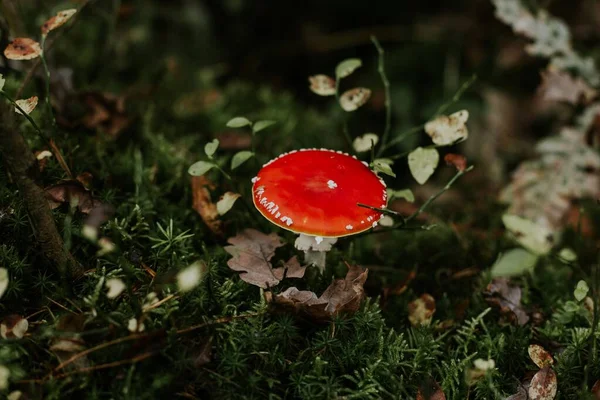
1, 1, 600, 399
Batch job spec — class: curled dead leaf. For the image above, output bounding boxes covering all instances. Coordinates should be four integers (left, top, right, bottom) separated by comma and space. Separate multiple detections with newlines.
267, 265, 368, 321
14, 96, 38, 115
408, 294, 436, 327
4, 38, 42, 60
79, 92, 132, 138
416, 377, 446, 400
528, 366, 557, 400
339, 88, 371, 112
528, 344, 554, 368
484, 277, 529, 325
191, 176, 223, 236
41, 9, 77, 35
0, 315, 28, 339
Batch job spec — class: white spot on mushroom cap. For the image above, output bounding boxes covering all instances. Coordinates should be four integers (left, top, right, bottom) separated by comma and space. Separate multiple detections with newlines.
345, 224, 353, 230
327, 180, 337, 189
251, 176, 260, 183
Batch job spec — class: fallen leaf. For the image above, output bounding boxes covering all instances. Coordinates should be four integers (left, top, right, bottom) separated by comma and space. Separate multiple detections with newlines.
268, 265, 368, 321
282, 256, 306, 279
592, 379, 600, 399
353, 133, 379, 152
528, 344, 554, 368
339, 88, 371, 112
79, 92, 132, 138
41, 9, 77, 35
51, 314, 89, 369
0, 315, 28, 339
416, 377, 446, 400
444, 153, 467, 172
224, 229, 285, 288
335, 58, 362, 79
191, 176, 223, 236
14, 96, 38, 115
484, 278, 529, 325
382, 270, 416, 303
308, 74, 336, 96
506, 385, 529, 400
538, 68, 597, 105
216, 192, 241, 215
408, 294, 436, 327
528, 366, 557, 400
194, 338, 212, 367
425, 110, 469, 146
408, 147, 440, 185
4, 38, 42, 60
45, 180, 99, 214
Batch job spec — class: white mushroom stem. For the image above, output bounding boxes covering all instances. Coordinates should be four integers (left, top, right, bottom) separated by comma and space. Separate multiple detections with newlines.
294, 234, 337, 273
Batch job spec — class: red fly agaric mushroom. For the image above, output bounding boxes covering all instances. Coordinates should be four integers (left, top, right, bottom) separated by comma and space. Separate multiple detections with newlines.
252, 148, 387, 271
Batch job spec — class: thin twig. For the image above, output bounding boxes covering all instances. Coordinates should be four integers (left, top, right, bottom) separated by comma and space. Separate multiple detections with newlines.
175, 312, 263, 335
52, 351, 156, 379
371, 36, 392, 158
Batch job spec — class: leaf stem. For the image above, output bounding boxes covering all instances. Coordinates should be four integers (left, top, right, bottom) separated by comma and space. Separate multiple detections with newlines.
371, 36, 392, 158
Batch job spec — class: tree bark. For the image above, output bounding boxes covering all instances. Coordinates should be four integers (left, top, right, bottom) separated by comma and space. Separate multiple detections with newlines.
0, 101, 82, 278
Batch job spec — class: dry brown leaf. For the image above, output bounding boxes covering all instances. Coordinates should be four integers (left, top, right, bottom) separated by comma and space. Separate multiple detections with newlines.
484, 278, 529, 325
592, 379, 600, 399
51, 314, 89, 370
339, 88, 371, 112
79, 92, 132, 138
14, 96, 38, 115
193, 337, 212, 368
444, 153, 467, 172
528, 344, 554, 368
191, 176, 223, 236
528, 366, 557, 400
539, 68, 597, 105
408, 294, 436, 327
224, 229, 285, 288
45, 180, 99, 214
4, 38, 42, 60
416, 378, 446, 400
308, 74, 336, 96
267, 265, 368, 321
506, 385, 529, 400
41, 9, 77, 35
283, 256, 306, 279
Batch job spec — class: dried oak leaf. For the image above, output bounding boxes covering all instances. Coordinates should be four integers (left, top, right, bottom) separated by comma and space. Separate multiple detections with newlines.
416, 377, 446, 400
484, 277, 529, 325
191, 176, 223, 236
528, 366, 557, 400
45, 180, 99, 214
224, 229, 285, 288
538, 68, 597, 105
268, 265, 368, 321
4, 38, 42, 60
15, 96, 38, 115
79, 92, 132, 138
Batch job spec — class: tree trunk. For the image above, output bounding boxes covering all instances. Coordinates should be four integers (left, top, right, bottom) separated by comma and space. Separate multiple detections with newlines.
0, 101, 82, 278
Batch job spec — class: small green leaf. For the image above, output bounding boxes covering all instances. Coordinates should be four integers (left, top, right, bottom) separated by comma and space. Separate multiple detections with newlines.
574, 280, 589, 301
188, 161, 215, 176
564, 301, 579, 313
559, 248, 577, 262
387, 188, 414, 203
252, 120, 276, 134
204, 139, 219, 158
0, 74, 5, 91
372, 159, 396, 177
226, 117, 252, 128
231, 151, 254, 170
491, 248, 539, 278
216, 192, 241, 215
335, 58, 362, 79
408, 147, 439, 185
502, 214, 555, 255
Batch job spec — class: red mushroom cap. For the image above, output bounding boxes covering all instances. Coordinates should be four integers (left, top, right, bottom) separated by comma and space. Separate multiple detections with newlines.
252, 149, 387, 237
